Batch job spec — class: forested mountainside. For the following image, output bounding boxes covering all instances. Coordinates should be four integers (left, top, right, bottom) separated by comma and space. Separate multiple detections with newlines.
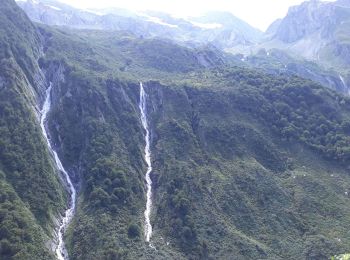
0, 0, 66, 258
2, 0, 350, 259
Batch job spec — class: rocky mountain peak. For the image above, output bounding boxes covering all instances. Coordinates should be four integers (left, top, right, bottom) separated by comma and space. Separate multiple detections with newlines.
273, 0, 340, 43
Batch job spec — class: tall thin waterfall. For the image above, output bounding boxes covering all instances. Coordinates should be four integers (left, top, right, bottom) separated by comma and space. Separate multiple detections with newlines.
339, 74, 349, 95
139, 82, 154, 243
40, 84, 76, 260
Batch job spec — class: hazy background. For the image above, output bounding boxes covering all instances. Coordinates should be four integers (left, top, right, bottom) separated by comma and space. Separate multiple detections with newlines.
52, 0, 335, 31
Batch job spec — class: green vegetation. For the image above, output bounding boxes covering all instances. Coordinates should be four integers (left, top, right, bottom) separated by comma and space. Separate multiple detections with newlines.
0, 80, 66, 227
146, 70, 350, 259
2, 0, 350, 259
0, 173, 54, 259
38, 24, 223, 85
0, 0, 66, 257
0, 0, 41, 89
217, 67, 350, 162
46, 74, 147, 259
128, 223, 141, 239
36, 18, 350, 259
333, 253, 350, 260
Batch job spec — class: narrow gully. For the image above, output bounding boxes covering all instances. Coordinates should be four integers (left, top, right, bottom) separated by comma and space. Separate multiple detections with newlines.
40, 84, 76, 260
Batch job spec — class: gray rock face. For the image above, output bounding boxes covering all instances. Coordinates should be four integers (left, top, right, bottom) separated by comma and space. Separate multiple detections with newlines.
265, 19, 282, 37
337, 0, 350, 7
273, 0, 339, 43
333, 43, 350, 65
263, 0, 350, 70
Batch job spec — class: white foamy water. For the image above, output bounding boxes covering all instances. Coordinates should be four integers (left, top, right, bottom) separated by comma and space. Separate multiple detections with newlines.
139, 82, 154, 244
40, 84, 76, 260
339, 74, 349, 95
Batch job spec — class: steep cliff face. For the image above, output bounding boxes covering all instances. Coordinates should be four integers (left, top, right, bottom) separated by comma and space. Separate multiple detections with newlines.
0, 0, 67, 258
3, 0, 350, 259
34, 19, 350, 258
46, 73, 148, 259
255, 0, 350, 94
39, 53, 350, 259
145, 72, 350, 259
273, 0, 336, 43
0, 0, 47, 104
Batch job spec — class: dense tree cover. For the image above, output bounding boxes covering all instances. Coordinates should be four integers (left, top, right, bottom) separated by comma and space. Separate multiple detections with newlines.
218, 67, 350, 162
39, 22, 350, 259
0, 0, 69, 258
3, 0, 350, 258
0, 173, 54, 259
45, 71, 147, 259
0, 0, 42, 90
146, 73, 350, 259
0, 84, 66, 227
38, 23, 224, 88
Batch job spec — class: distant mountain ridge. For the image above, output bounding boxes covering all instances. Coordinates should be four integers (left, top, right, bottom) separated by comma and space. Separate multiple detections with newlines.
17, 0, 350, 95
264, 0, 350, 68
252, 0, 349, 94
16, 0, 263, 50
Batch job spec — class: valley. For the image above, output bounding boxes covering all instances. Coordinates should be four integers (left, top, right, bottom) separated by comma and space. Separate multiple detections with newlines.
1, 0, 350, 259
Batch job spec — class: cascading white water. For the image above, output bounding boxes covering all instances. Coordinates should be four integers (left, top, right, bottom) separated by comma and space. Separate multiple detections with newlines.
339, 74, 350, 95
139, 82, 154, 244
40, 84, 76, 260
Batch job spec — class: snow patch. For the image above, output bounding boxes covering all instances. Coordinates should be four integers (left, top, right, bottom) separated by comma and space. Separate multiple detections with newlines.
46, 5, 61, 11
138, 13, 178, 28
84, 9, 105, 16
16, 0, 40, 4
189, 21, 223, 29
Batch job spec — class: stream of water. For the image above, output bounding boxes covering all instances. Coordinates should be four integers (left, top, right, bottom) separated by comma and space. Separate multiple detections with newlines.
139, 82, 154, 244
40, 84, 76, 260
339, 74, 349, 95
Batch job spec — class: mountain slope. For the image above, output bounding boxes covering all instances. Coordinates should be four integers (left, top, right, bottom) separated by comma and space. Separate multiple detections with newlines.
36, 23, 228, 259
22, 0, 350, 95
146, 68, 350, 259
237, 48, 350, 94
38, 19, 350, 259
0, 0, 66, 258
191, 11, 262, 45
2, 0, 350, 259
241, 0, 350, 95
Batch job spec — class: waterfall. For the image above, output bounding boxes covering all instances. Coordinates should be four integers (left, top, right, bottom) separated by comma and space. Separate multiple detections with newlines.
139, 82, 154, 244
40, 84, 76, 260
339, 74, 349, 95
